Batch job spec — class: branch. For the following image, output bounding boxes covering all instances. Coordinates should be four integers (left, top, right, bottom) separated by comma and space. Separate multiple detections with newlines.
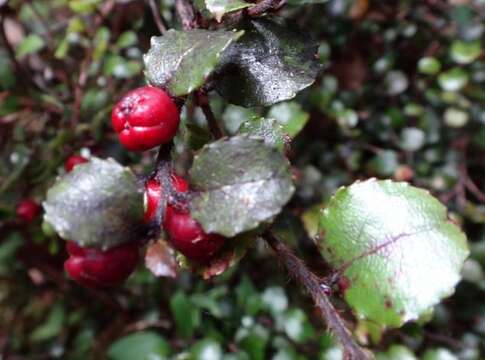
175, 0, 197, 30
148, 0, 167, 34
222, 0, 286, 25
264, 231, 370, 360
247, 0, 286, 16
196, 91, 225, 139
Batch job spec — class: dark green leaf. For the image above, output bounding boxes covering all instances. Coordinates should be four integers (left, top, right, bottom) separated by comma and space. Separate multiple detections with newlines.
190, 338, 223, 360
43, 157, 144, 249
215, 19, 320, 107
189, 136, 295, 237
144, 29, 243, 96
30, 303, 65, 342
170, 292, 201, 339
108, 332, 171, 360
318, 179, 469, 327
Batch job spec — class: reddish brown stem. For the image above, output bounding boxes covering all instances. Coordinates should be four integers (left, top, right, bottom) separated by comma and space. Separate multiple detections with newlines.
197, 91, 225, 139
264, 231, 370, 360
148, 0, 167, 34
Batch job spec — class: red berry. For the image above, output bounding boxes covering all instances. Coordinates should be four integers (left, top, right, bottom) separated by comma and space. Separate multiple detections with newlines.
16, 198, 41, 222
65, 155, 88, 172
64, 241, 139, 288
162, 175, 225, 263
144, 179, 162, 223
164, 206, 225, 262
143, 175, 189, 223
112, 86, 180, 151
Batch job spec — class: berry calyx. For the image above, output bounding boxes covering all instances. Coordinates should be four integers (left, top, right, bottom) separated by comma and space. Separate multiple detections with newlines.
64, 241, 139, 288
112, 86, 180, 151
65, 155, 88, 172
16, 199, 41, 222
162, 175, 225, 263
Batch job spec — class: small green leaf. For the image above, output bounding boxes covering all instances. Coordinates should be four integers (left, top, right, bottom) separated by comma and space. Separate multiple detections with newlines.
450, 40, 481, 65
43, 157, 144, 250
16, 34, 45, 59
376, 345, 417, 360
170, 292, 201, 339
144, 29, 243, 96
92, 27, 110, 61
108, 332, 171, 360
318, 179, 469, 327
205, 0, 253, 22
215, 19, 320, 107
190, 339, 223, 360
69, 0, 102, 14
267, 102, 310, 137
418, 57, 441, 75
189, 136, 295, 237
438, 68, 468, 92
281, 309, 315, 344
238, 116, 289, 151
422, 348, 458, 360
115, 31, 138, 49
30, 303, 65, 342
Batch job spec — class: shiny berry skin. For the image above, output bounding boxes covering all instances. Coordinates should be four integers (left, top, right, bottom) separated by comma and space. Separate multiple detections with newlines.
144, 179, 162, 223
112, 86, 180, 151
64, 241, 139, 288
16, 199, 41, 222
162, 176, 225, 263
143, 175, 189, 223
65, 155, 88, 172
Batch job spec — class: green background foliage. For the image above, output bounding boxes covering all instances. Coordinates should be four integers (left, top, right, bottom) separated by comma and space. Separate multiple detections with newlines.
0, 0, 483, 359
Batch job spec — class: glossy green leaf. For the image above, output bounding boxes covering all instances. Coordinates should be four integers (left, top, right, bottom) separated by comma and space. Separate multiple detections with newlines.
144, 29, 243, 96
238, 116, 289, 151
318, 179, 469, 327
215, 19, 320, 107
418, 57, 441, 75
43, 157, 144, 250
190, 338, 223, 360
189, 136, 295, 237
205, 0, 252, 22
450, 40, 481, 64
438, 68, 468, 92
108, 332, 171, 360
267, 101, 310, 137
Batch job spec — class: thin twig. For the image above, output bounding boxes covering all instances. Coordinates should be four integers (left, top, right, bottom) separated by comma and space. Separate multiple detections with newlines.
264, 231, 370, 360
148, 0, 167, 34
175, 0, 197, 30
247, 0, 286, 16
197, 91, 225, 139
222, 0, 286, 25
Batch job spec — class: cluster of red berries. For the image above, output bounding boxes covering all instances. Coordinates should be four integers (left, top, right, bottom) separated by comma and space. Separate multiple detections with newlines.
62, 86, 225, 288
